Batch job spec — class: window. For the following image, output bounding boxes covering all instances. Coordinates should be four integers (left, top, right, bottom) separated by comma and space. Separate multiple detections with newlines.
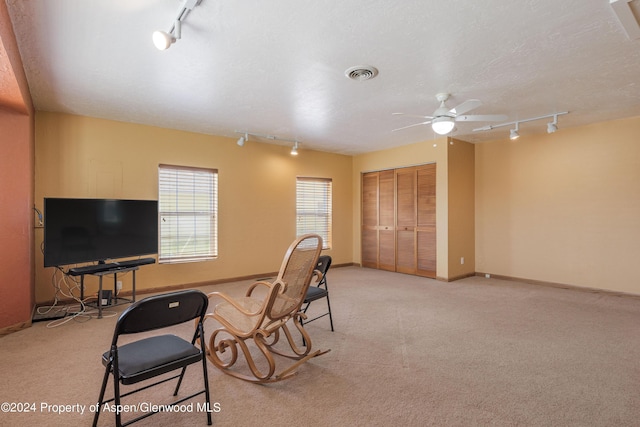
296, 177, 332, 249
158, 165, 218, 263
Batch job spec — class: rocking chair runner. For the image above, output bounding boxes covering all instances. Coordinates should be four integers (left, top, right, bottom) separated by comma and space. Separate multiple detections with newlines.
204, 234, 329, 383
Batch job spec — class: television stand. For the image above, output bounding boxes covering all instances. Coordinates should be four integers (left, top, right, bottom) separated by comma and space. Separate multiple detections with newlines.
69, 258, 155, 318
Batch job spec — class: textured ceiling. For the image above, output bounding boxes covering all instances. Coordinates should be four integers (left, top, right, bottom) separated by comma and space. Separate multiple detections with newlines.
5, 0, 640, 154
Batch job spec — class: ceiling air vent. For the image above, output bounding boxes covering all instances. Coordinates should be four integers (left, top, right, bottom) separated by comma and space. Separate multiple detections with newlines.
345, 65, 379, 81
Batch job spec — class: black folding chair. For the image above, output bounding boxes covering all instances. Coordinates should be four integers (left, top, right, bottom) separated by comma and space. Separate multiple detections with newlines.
93, 289, 212, 427
301, 255, 334, 331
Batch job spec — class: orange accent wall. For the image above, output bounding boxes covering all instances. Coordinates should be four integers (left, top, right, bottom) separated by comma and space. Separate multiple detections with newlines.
0, 1, 35, 331
0, 113, 34, 328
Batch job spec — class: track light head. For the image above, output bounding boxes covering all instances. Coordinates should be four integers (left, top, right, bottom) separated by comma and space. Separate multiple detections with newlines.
153, 20, 181, 50
291, 142, 299, 156
152, 0, 200, 51
238, 133, 249, 146
547, 115, 558, 133
510, 123, 520, 140
152, 30, 175, 50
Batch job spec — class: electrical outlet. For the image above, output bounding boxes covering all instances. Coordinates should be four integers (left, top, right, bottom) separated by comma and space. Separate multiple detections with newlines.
485, 274, 491, 279
116, 281, 123, 291
460, 257, 465, 265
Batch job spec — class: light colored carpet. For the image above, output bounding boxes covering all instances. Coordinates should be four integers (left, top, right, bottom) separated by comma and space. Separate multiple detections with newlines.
1, 266, 639, 426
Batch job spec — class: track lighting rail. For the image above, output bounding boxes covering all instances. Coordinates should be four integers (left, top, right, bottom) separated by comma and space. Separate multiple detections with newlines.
473, 111, 569, 133
234, 130, 301, 155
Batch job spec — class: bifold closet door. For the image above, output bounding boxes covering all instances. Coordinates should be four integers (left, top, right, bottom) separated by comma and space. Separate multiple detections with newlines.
416, 164, 436, 278
361, 172, 378, 269
361, 164, 436, 278
395, 167, 416, 274
361, 170, 395, 271
377, 170, 395, 271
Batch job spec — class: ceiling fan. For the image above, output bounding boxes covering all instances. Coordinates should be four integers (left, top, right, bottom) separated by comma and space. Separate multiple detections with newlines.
392, 93, 507, 135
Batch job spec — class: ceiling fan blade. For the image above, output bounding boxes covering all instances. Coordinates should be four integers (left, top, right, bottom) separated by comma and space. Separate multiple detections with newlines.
391, 120, 432, 132
455, 114, 508, 122
449, 99, 482, 115
392, 112, 434, 119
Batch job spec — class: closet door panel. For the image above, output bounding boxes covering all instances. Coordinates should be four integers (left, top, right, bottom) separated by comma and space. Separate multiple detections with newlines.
396, 168, 416, 228
417, 227, 436, 277
361, 172, 379, 268
417, 165, 436, 226
379, 229, 396, 271
362, 227, 378, 268
396, 230, 415, 274
379, 170, 395, 226
362, 173, 379, 227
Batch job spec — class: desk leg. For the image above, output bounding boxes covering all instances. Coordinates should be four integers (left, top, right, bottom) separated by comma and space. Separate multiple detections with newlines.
97, 275, 103, 319
132, 270, 136, 302
80, 275, 85, 301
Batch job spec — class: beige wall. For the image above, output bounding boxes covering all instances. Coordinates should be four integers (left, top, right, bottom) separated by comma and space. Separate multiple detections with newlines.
475, 116, 640, 294
31, 111, 640, 304
34, 112, 353, 303
447, 138, 475, 279
352, 137, 450, 279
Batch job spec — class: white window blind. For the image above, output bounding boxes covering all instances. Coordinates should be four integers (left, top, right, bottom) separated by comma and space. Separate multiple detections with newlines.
296, 177, 332, 249
158, 165, 218, 263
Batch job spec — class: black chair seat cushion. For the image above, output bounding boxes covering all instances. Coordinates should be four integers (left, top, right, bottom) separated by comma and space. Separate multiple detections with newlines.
103, 334, 202, 385
305, 286, 328, 303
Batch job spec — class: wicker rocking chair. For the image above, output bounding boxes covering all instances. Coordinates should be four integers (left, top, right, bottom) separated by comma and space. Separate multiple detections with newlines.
204, 234, 329, 383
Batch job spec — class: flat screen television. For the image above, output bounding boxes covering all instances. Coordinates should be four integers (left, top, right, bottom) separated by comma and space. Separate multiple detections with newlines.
43, 198, 158, 267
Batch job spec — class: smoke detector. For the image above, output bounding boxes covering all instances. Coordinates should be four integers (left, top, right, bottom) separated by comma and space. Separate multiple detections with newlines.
345, 65, 379, 81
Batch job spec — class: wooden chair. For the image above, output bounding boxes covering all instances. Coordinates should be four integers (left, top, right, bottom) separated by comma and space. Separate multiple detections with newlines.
204, 234, 328, 383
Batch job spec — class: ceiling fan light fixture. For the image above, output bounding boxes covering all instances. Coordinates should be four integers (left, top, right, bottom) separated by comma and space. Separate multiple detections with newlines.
392, 93, 507, 136
431, 116, 455, 135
